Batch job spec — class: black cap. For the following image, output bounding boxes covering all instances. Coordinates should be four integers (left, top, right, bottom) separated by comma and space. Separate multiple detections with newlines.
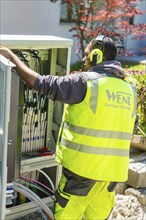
102, 37, 117, 61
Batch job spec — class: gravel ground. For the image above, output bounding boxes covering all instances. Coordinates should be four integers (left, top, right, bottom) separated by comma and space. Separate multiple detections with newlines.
109, 194, 145, 220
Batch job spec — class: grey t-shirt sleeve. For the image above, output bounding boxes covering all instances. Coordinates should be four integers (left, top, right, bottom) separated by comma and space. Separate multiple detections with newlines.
34, 73, 87, 104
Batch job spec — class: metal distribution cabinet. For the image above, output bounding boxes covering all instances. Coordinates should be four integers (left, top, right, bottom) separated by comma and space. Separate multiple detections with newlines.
0, 55, 15, 220
0, 35, 73, 219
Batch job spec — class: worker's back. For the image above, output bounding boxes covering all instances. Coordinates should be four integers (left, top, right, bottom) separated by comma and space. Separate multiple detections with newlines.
56, 71, 136, 182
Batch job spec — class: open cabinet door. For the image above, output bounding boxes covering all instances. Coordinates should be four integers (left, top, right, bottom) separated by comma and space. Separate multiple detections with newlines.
0, 55, 15, 220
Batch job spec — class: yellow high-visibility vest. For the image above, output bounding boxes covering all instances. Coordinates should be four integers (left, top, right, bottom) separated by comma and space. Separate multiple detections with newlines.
56, 72, 137, 182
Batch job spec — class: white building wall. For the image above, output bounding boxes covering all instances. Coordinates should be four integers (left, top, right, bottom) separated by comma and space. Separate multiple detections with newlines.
1, 0, 145, 63
0, 0, 78, 64
125, 0, 146, 54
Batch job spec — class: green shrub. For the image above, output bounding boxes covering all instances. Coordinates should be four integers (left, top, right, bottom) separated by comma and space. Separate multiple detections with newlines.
123, 62, 146, 134
127, 74, 146, 134
70, 61, 83, 73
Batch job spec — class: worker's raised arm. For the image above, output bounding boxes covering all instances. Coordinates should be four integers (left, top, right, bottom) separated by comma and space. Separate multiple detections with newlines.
0, 46, 39, 88
0, 46, 87, 104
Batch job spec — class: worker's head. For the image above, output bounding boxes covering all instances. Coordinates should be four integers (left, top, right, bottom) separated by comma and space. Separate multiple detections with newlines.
82, 35, 117, 69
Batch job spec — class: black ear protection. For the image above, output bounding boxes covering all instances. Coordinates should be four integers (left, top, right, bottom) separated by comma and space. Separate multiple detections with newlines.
89, 35, 105, 65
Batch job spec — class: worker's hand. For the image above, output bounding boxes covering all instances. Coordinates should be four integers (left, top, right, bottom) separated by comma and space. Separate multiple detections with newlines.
0, 46, 14, 61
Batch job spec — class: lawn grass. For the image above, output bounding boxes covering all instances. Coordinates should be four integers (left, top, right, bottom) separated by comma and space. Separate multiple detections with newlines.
121, 61, 146, 74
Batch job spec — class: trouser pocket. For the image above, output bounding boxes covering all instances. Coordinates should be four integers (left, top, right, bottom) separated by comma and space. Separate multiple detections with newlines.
63, 177, 96, 196
55, 189, 70, 208
63, 167, 96, 196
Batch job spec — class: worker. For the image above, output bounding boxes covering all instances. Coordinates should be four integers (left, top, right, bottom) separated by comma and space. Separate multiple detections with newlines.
0, 36, 137, 220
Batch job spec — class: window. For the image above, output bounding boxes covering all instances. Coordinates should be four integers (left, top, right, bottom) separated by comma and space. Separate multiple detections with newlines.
129, 16, 134, 25
60, 2, 76, 22
123, 16, 134, 25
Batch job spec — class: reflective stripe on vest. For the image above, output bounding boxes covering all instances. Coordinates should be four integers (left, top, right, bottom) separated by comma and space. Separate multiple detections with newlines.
90, 79, 99, 113
61, 137, 129, 157
63, 121, 131, 140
